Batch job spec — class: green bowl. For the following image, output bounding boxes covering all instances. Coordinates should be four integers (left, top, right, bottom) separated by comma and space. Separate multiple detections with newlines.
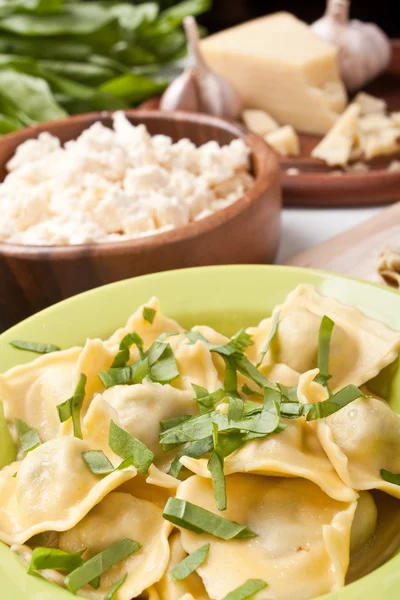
1, 265, 400, 600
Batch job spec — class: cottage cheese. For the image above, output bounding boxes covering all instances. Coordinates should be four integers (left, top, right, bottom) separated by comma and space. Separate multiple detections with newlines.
0, 112, 253, 245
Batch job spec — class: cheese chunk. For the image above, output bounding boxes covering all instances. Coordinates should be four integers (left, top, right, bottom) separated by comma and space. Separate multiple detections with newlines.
354, 92, 386, 115
242, 109, 279, 136
265, 125, 300, 157
390, 112, 400, 128
201, 12, 347, 135
311, 104, 360, 166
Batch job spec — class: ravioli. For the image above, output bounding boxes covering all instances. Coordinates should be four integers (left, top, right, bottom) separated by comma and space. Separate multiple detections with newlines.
0, 437, 135, 545
155, 532, 209, 600
171, 339, 223, 392
252, 285, 400, 391
181, 417, 357, 502
176, 474, 356, 600
59, 492, 172, 600
106, 297, 183, 349
0, 347, 80, 443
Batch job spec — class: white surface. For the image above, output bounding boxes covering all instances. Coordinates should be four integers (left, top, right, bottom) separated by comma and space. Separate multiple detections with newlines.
277, 206, 382, 263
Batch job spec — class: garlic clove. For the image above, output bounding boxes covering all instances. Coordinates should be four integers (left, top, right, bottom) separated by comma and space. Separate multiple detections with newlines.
311, 0, 392, 92
160, 16, 242, 120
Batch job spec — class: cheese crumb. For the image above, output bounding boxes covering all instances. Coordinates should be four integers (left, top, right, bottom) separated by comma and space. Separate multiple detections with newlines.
0, 112, 253, 246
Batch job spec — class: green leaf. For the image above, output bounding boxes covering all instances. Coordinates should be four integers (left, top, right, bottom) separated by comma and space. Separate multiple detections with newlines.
208, 424, 226, 511
280, 402, 304, 419
0, 5, 115, 37
100, 73, 167, 105
163, 498, 257, 540
82, 450, 115, 475
9, 340, 60, 354
276, 383, 298, 403
160, 411, 218, 450
305, 385, 365, 421
0, 70, 66, 123
111, 332, 144, 368
110, 3, 159, 33
315, 316, 335, 386
170, 544, 209, 581
168, 436, 214, 478
256, 311, 279, 367
109, 420, 154, 474
0, 402, 16, 469
104, 574, 127, 600
71, 374, 87, 439
38, 59, 116, 86
192, 384, 225, 415
222, 579, 268, 600
143, 306, 156, 324
0, 36, 92, 61
223, 356, 238, 397
0, 113, 22, 134
98, 365, 134, 388
15, 418, 41, 454
148, 342, 179, 384
241, 384, 262, 398
65, 539, 141, 594
381, 469, 400, 486
149, 0, 211, 35
230, 329, 254, 351
160, 415, 192, 432
234, 356, 277, 392
227, 395, 244, 422
28, 547, 84, 575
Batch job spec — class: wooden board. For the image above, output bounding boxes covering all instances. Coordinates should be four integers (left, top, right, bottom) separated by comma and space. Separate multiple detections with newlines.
284, 202, 400, 284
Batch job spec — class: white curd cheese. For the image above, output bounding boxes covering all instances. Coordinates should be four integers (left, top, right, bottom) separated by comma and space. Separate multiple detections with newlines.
0, 112, 253, 245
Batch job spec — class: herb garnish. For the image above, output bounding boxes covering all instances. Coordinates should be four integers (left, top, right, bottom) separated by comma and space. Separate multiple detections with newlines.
170, 544, 210, 581
111, 332, 144, 368
256, 311, 279, 367
207, 423, 227, 510
381, 469, 400, 486
65, 538, 141, 594
143, 306, 156, 324
10, 340, 60, 354
162, 498, 257, 540
15, 418, 41, 454
104, 574, 127, 600
305, 385, 366, 421
82, 450, 115, 475
192, 384, 225, 415
28, 547, 85, 575
222, 579, 268, 600
109, 420, 154, 474
315, 316, 335, 387
56, 373, 86, 439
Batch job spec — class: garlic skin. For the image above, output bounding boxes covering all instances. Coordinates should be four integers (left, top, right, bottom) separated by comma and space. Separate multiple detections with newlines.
160, 16, 242, 120
311, 0, 391, 92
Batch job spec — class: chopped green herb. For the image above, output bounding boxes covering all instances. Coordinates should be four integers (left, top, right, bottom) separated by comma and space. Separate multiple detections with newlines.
57, 398, 72, 423
222, 579, 268, 600
71, 374, 87, 439
82, 450, 114, 475
168, 436, 214, 479
315, 316, 335, 387
159, 411, 224, 451
192, 384, 225, 415
65, 539, 141, 594
223, 356, 239, 396
208, 423, 226, 511
131, 357, 150, 384
276, 383, 298, 403
104, 574, 127, 600
0, 401, 16, 469
98, 366, 134, 388
234, 356, 277, 391
230, 329, 254, 351
170, 544, 210, 581
156, 331, 179, 343
256, 311, 279, 367
148, 342, 179, 384
227, 395, 244, 422
10, 340, 60, 354
15, 418, 41, 454
111, 332, 144, 368
160, 415, 192, 432
241, 384, 261, 397
28, 547, 84, 575
280, 403, 304, 418
381, 469, 400, 486
305, 384, 365, 421
143, 306, 156, 324
163, 498, 257, 540
109, 420, 154, 474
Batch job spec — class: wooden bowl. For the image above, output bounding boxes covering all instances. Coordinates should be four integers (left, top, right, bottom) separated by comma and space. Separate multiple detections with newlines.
0, 110, 281, 330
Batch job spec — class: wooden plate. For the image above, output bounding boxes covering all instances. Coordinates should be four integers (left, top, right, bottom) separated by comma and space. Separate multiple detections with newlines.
142, 40, 400, 208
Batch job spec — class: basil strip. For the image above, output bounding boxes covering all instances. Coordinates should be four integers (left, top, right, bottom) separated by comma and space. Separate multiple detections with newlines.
234, 356, 277, 391
104, 574, 127, 600
276, 383, 298, 403
227, 395, 244, 422
306, 385, 365, 421
170, 544, 210, 581
315, 316, 335, 386
207, 422, 227, 510
222, 579, 268, 600
15, 418, 41, 454
82, 450, 114, 475
109, 420, 154, 474
111, 332, 144, 368
230, 329, 254, 351
98, 358, 150, 389
71, 374, 87, 439
168, 437, 214, 479
28, 547, 84, 575
241, 384, 261, 397
160, 415, 192, 432
256, 311, 279, 367
148, 342, 179, 384
223, 356, 239, 397
57, 398, 72, 423
280, 402, 304, 418
143, 306, 156, 324
156, 331, 179, 343
10, 340, 60, 354
192, 384, 225, 415
163, 498, 257, 540
159, 412, 226, 451
65, 539, 141, 594
381, 469, 400, 486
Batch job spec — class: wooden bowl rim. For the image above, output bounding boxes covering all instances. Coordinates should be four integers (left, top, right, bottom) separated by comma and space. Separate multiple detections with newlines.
0, 109, 279, 259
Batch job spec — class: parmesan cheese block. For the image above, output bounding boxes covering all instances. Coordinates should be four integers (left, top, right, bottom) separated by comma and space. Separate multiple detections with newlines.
265, 125, 300, 157
354, 92, 387, 115
201, 12, 347, 135
242, 109, 279, 136
311, 104, 360, 166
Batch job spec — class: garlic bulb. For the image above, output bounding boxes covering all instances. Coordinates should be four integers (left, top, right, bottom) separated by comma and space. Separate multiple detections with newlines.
311, 0, 391, 92
160, 16, 242, 120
